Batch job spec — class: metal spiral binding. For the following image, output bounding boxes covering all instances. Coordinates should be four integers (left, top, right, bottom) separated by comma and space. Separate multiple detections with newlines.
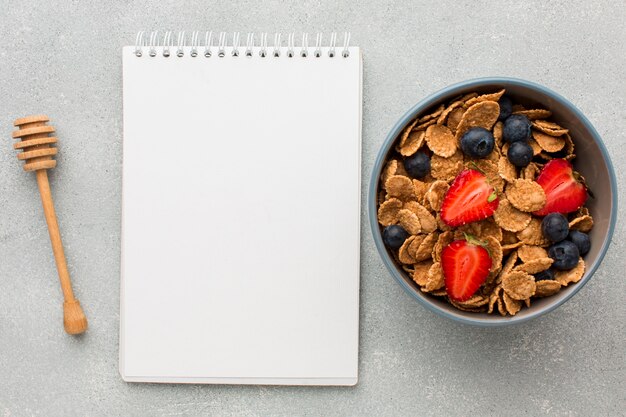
190, 31, 199, 57
133, 32, 351, 58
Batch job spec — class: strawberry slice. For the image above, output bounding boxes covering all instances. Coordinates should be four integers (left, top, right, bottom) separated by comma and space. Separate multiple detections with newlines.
442, 236, 492, 302
533, 159, 588, 216
440, 169, 499, 227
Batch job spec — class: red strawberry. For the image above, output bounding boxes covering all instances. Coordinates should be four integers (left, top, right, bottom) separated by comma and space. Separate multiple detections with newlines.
442, 237, 492, 302
533, 159, 588, 216
440, 169, 499, 227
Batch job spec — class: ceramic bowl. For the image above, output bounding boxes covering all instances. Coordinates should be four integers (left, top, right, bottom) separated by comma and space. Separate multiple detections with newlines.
369, 77, 617, 326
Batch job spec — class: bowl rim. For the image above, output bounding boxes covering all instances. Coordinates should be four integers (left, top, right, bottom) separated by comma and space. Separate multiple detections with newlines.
368, 76, 618, 327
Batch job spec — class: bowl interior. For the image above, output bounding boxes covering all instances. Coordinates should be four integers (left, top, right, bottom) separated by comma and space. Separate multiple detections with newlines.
371, 78, 616, 325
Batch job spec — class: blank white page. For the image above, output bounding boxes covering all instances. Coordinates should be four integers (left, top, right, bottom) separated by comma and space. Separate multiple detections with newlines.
120, 44, 362, 385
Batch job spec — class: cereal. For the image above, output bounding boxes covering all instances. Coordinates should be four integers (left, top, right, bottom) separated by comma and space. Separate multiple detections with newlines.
397, 209, 422, 235
413, 179, 429, 203
455, 101, 500, 139
521, 163, 540, 181
527, 137, 543, 155
502, 271, 536, 300
377, 198, 403, 226
381, 160, 399, 186
555, 258, 585, 286
415, 232, 439, 261
514, 257, 553, 274
493, 121, 504, 149
431, 150, 464, 181
518, 245, 548, 263
516, 218, 549, 246
532, 120, 568, 136
437, 100, 464, 125
385, 175, 415, 200
497, 155, 517, 183
418, 104, 445, 123
377, 88, 593, 316
423, 262, 445, 292
505, 179, 546, 212
412, 260, 433, 287
501, 229, 519, 245
425, 124, 457, 157
398, 236, 417, 264
484, 236, 503, 273
446, 107, 465, 131
513, 109, 552, 120
534, 280, 562, 297
425, 180, 449, 212
476, 218, 503, 242
569, 214, 593, 232
399, 130, 426, 156
502, 292, 522, 315
407, 234, 426, 259
488, 286, 503, 314
459, 92, 478, 102
493, 199, 532, 232
416, 118, 437, 131
432, 230, 453, 262
532, 130, 565, 153
464, 89, 505, 107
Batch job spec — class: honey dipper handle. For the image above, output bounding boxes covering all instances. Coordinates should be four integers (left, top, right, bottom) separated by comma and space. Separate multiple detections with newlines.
35, 170, 75, 302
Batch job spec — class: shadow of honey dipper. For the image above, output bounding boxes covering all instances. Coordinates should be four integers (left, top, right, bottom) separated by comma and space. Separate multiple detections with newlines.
11, 115, 88, 335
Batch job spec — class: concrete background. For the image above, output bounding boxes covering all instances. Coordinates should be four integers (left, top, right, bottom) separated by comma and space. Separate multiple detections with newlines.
1, 0, 624, 415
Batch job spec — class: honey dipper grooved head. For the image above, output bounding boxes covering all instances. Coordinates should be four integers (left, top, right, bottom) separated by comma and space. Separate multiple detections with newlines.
12, 115, 58, 172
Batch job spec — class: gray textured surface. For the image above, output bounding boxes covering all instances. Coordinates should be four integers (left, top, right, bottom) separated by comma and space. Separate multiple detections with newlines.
0, 0, 625, 415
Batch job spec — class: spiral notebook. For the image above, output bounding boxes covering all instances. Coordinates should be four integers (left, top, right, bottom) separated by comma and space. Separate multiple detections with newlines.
120, 32, 362, 385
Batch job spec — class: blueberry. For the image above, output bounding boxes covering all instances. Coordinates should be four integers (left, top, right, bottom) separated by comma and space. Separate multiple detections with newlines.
503, 114, 532, 143
533, 269, 555, 281
498, 95, 513, 121
568, 230, 591, 256
404, 152, 431, 179
382, 225, 409, 249
459, 127, 495, 158
548, 240, 580, 270
507, 141, 534, 167
541, 213, 569, 242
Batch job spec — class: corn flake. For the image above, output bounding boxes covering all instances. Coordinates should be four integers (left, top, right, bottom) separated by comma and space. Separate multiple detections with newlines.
493, 199, 532, 232
514, 257, 553, 274
502, 292, 523, 315
385, 175, 416, 200
398, 235, 417, 264
425, 124, 457, 157
555, 258, 585, 286
399, 130, 426, 156
569, 215, 593, 232
412, 260, 433, 287
517, 218, 549, 246
455, 101, 500, 140
534, 280, 562, 297
506, 179, 546, 212
465, 89, 505, 108
415, 231, 439, 261
513, 109, 552, 120
502, 271, 536, 300
431, 150, 464, 181
423, 261, 445, 292
397, 208, 422, 235
377, 198, 402, 226
518, 245, 548, 263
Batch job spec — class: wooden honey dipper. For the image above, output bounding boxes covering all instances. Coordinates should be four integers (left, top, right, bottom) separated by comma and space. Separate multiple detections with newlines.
11, 115, 88, 335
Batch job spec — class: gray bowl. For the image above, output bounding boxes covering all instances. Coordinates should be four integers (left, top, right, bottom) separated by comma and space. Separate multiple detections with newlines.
369, 77, 617, 326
